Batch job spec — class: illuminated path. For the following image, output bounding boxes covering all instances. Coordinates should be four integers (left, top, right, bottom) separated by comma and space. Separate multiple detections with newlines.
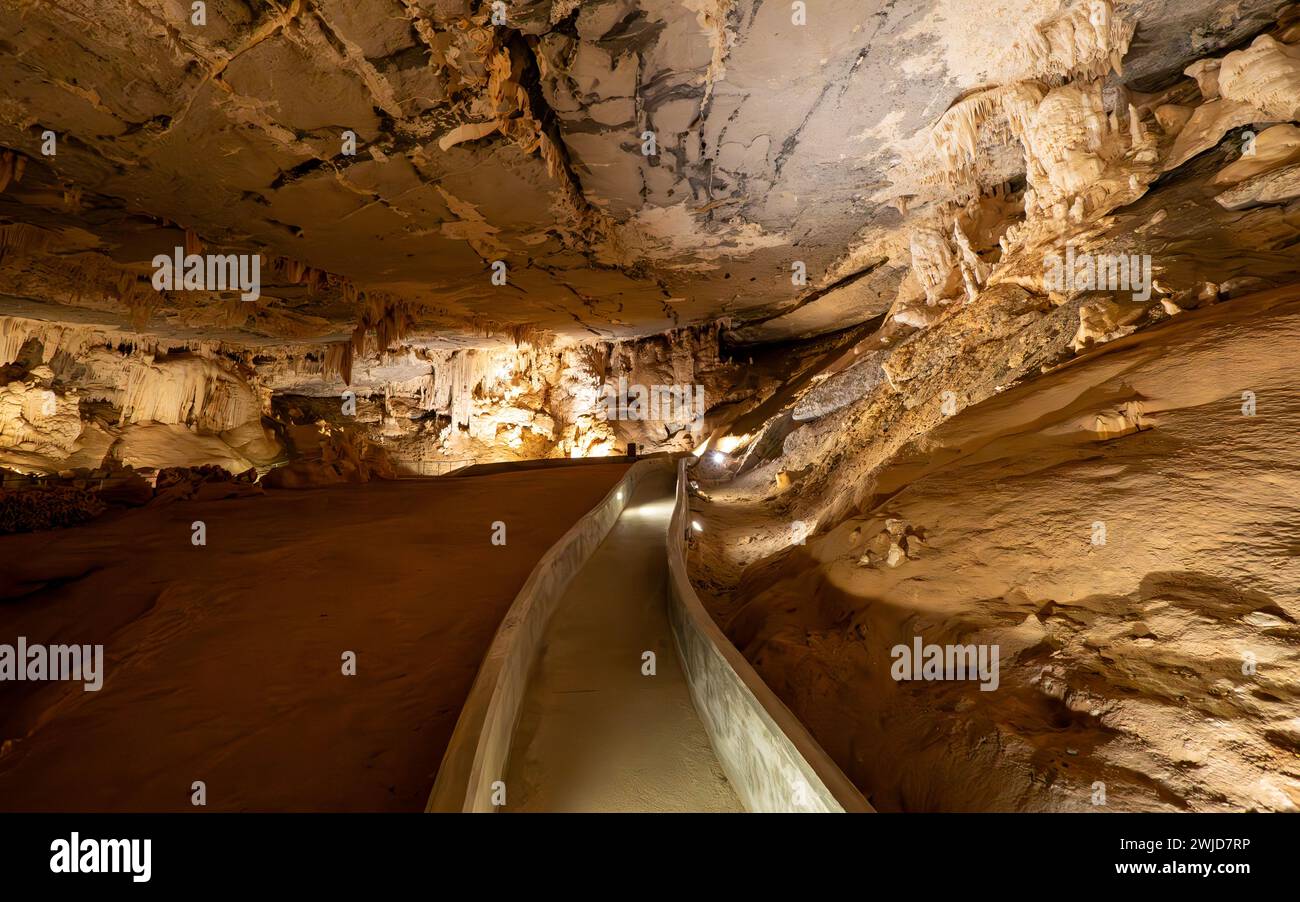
503, 467, 743, 812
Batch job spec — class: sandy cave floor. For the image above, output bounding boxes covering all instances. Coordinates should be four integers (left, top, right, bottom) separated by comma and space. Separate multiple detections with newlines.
0, 463, 628, 812
690, 287, 1300, 812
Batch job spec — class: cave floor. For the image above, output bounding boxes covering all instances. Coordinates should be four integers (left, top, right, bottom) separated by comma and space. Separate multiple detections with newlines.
0, 463, 629, 811
504, 468, 742, 812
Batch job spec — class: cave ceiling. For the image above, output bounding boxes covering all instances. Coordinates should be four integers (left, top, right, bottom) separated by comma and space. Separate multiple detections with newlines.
0, 0, 1285, 348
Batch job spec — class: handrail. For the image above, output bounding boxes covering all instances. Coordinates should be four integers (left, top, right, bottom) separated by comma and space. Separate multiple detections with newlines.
666, 458, 873, 812
426, 458, 665, 812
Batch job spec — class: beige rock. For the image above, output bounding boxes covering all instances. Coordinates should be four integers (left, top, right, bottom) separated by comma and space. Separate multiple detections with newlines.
1071, 299, 1149, 351
0, 380, 83, 457
1018, 82, 1128, 215
1154, 103, 1193, 136
1215, 162, 1300, 209
909, 225, 959, 305
1213, 124, 1300, 185
867, 530, 893, 559
1184, 58, 1221, 100
1219, 35, 1300, 121
891, 301, 947, 331
1010, 0, 1134, 83
1163, 99, 1269, 172
884, 541, 907, 568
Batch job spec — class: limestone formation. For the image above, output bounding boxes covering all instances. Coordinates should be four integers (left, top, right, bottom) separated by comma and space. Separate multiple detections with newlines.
1, 0, 1299, 819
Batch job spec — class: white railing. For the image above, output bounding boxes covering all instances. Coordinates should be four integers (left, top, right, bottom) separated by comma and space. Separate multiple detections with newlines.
425, 456, 870, 812
426, 459, 664, 812
666, 459, 873, 812
392, 458, 477, 477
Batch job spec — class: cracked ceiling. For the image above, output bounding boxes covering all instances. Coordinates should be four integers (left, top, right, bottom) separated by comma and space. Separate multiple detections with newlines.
1, 0, 1281, 350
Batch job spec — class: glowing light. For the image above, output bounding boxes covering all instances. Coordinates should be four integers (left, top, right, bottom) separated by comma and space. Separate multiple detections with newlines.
710, 451, 726, 465
624, 499, 674, 521
691, 519, 704, 533
715, 433, 751, 453
616, 489, 624, 501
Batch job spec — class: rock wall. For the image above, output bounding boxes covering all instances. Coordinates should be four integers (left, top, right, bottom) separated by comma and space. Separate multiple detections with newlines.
0, 311, 765, 475
689, 1, 1300, 812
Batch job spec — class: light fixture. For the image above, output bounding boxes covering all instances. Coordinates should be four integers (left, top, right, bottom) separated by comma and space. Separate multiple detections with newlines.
711, 451, 726, 465
691, 519, 703, 532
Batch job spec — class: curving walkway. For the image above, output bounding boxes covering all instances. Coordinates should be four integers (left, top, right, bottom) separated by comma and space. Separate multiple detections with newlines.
502, 467, 742, 812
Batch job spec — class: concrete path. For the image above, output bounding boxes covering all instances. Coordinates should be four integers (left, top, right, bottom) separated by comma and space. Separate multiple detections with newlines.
504, 467, 742, 812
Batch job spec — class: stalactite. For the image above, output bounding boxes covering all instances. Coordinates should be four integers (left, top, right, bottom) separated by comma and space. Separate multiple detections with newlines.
323, 341, 353, 386
909, 225, 958, 305
0, 150, 28, 193
117, 355, 260, 431
953, 220, 990, 303
0, 223, 54, 267
926, 83, 1047, 191
1012, 0, 1134, 85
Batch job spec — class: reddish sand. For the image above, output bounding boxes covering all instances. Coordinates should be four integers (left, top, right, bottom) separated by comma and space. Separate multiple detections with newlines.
0, 463, 628, 811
